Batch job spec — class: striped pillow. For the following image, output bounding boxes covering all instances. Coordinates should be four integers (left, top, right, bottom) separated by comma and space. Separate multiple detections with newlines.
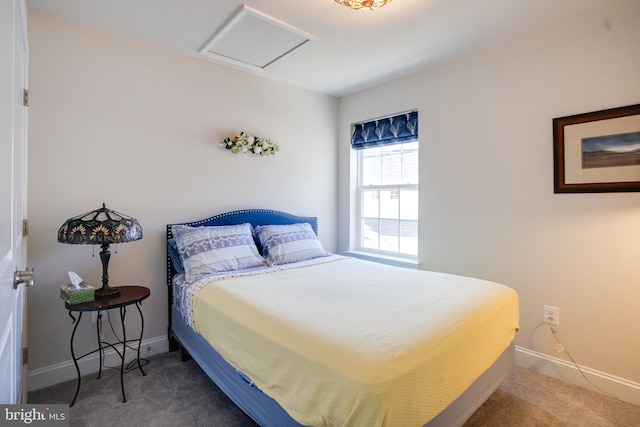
254, 223, 329, 265
171, 223, 266, 282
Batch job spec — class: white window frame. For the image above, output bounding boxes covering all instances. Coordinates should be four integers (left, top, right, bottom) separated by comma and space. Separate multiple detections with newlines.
355, 142, 418, 260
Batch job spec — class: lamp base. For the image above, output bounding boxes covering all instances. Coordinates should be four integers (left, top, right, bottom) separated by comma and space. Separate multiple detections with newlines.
95, 285, 120, 298
95, 243, 120, 298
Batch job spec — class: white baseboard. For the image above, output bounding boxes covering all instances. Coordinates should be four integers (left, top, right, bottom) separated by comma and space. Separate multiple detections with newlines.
28, 335, 169, 392
516, 346, 640, 405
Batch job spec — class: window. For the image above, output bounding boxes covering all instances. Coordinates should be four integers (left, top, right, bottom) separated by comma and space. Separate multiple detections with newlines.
352, 111, 418, 258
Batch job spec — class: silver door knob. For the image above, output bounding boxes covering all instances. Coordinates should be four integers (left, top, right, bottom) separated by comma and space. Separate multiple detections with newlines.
14, 267, 34, 289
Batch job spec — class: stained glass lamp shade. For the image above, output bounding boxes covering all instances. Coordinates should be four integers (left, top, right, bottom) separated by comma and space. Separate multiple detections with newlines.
58, 204, 143, 298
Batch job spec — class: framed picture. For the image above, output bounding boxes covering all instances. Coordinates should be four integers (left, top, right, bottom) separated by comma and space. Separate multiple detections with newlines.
553, 103, 640, 193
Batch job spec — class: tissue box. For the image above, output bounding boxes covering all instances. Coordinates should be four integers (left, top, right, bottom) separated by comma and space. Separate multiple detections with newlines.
60, 282, 95, 305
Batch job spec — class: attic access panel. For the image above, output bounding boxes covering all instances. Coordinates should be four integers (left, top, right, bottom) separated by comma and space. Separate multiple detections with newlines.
199, 5, 317, 72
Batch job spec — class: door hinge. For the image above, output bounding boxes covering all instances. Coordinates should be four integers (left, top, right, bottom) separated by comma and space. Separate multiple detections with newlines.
22, 347, 28, 365
22, 219, 28, 237
23, 89, 29, 107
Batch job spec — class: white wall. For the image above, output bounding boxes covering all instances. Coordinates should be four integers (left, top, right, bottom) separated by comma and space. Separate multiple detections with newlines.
26, 10, 338, 386
339, 2, 640, 395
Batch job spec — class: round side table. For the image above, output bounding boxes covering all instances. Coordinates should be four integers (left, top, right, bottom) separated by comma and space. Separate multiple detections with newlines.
65, 285, 150, 406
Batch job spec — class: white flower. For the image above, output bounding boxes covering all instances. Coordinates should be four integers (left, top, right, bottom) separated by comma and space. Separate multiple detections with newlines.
221, 132, 280, 156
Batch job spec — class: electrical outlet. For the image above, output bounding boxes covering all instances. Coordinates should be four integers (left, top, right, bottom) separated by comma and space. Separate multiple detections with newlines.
544, 305, 560, 326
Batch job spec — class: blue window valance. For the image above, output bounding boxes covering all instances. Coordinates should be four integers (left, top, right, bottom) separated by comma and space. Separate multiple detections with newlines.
351, 110, 418, 150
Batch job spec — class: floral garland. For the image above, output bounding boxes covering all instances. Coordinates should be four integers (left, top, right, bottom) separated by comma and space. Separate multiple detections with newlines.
220, 132, 280, 156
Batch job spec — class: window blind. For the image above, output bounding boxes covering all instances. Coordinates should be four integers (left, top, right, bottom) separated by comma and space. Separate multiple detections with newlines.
351, 110, 418, 150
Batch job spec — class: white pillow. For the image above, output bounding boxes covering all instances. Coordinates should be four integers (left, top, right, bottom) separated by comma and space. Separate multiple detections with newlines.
254, 223, 329, 265
171, 223, 266, 282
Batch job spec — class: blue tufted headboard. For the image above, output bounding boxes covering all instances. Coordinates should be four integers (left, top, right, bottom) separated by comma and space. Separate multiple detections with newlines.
166, 209, 318, 344
166, 208, 318, 286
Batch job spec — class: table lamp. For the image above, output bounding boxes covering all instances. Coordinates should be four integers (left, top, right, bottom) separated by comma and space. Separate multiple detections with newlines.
58, 203, 143, 298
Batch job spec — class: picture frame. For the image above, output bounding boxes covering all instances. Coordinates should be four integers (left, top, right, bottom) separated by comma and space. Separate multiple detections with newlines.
553, 103, 640, 193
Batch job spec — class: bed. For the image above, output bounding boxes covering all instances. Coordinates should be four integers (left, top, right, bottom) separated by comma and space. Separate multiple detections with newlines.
166, 209, 519, 427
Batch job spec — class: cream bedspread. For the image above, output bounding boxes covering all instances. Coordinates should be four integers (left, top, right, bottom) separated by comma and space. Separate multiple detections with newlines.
192, 257, 519, 427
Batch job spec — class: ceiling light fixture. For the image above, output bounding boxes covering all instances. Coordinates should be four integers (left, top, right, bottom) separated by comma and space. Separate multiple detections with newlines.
334, 0, 392, 11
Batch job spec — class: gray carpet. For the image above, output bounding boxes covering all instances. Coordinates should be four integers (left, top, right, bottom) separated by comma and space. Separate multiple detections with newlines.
29, 351, 640, 426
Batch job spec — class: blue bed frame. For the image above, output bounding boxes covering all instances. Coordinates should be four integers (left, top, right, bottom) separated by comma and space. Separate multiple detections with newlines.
166, 209, 514, 427
166, 209, 317, 350
166, 209, 316, 426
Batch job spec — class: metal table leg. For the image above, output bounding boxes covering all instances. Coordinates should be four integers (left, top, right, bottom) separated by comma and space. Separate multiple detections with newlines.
69, 311, 83, 407
134, 302, 146, 376
119, 305, 127, 403
96, 311, 103, 379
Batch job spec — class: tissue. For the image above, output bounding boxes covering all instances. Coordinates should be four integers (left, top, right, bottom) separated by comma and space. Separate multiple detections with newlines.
68, 271, 84, 289
60, 272, 95, 305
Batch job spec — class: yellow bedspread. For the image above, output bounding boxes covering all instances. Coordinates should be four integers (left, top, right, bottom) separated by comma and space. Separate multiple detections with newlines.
193, 257, 519, 427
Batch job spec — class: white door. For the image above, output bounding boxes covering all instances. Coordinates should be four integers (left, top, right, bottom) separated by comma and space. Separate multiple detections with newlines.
0, 0, 30, 404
